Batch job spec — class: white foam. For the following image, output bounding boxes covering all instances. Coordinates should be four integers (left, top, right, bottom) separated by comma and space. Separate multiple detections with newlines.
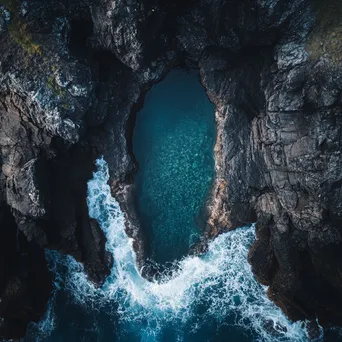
37, 158, 322, 341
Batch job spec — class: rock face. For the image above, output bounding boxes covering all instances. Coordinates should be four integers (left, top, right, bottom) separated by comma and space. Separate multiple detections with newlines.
0, 0, 342, 339
203, 41, 342, 324
200, 1, 342, 327
248, 45, 342, 325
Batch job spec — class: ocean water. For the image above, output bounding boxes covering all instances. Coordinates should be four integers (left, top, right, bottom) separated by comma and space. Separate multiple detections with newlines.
21, 70, 337, 342
23, 159, 324, 342
132, 69, 216, 264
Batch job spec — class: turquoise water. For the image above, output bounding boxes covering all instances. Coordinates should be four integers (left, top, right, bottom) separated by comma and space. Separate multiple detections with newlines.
23, 159, 321, 342
133, 69, 216, 264
20, 70, 332, 342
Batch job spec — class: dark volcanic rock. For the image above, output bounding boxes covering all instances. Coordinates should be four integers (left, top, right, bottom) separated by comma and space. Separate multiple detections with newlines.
0, 0, 342, 339
199, 1, 342, 327
0, 0, 112, 337
0, 204, 52, 340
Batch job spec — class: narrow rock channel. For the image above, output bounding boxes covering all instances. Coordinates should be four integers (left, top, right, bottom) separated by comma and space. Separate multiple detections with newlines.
132, 69, 215, 265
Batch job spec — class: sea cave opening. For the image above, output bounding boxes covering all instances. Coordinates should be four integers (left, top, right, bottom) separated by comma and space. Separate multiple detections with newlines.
132, 68, 216, 266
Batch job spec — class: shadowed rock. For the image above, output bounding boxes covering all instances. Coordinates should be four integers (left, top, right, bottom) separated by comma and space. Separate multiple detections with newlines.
1, 0, 342, 339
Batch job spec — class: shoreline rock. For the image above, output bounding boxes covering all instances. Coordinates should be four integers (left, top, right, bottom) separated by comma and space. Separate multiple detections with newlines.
1, 0, 342, 339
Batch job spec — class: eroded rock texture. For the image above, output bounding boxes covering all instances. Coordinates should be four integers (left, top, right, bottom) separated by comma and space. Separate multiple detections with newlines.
0, 0, 341, 339
200, 2, 342, 326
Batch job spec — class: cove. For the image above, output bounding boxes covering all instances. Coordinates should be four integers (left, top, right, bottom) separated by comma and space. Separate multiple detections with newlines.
132, 69, 216, 264
23, 159, 313, 342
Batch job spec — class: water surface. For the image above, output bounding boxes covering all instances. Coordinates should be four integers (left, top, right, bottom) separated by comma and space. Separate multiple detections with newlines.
23, 159, 318, 342
20, 70, 330, 342
133, 69, 216, 264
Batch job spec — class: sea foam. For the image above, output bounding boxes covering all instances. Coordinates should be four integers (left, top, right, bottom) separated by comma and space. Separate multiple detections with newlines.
31, 158, 319, 342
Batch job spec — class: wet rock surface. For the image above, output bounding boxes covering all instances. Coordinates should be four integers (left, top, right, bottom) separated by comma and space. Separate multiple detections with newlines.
0, 0, 342, 339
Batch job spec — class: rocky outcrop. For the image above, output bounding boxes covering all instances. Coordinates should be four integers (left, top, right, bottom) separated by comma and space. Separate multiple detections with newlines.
0, 1, 109, 337
249, 44, 342, 325
204, 41, 342, 324
0, 0, 342, 339
199, 1, 342, 327
0, 203, 51, 339
0, 0, 178, 337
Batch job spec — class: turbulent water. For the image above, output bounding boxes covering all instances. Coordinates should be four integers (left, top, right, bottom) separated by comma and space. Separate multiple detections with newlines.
24, 159, 321, 342
133, 69, 215, 264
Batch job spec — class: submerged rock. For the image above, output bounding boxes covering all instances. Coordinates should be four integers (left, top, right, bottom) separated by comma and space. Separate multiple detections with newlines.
0, 0, 342, 339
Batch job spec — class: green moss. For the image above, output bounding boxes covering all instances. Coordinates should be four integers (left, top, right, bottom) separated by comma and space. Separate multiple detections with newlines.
61, 103, 71, 111
1, 0, 41, 55
9, 20, 41, 54
307, 0, 342, 64
46, 73, 66, 97
46, 74, 55, 89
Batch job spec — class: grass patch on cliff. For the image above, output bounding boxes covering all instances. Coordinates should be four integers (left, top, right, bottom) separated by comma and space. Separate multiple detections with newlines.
9, 20, 41, 54
306, 0, 342, 63
46, 73, 67, 98
1, 0, 41, 55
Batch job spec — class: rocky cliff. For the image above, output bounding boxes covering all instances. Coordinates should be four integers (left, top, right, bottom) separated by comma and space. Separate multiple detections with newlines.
0, 0, 341, 339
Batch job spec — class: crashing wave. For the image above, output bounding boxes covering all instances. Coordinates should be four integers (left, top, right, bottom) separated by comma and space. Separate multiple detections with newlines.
28, 158, 320, 342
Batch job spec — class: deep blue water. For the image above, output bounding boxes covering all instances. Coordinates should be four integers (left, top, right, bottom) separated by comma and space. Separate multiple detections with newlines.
133, 69, 215, 264
22, 160, 323, 342
20, 69, 339, 342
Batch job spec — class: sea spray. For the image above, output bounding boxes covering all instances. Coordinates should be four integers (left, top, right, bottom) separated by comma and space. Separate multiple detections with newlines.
27, 158, 317, 342
87, 158, 311, 340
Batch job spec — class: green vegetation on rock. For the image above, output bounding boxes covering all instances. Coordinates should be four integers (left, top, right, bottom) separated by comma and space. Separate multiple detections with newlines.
46, 73, 66, 98
307, 0, 342, 63
1, 0, 41, 55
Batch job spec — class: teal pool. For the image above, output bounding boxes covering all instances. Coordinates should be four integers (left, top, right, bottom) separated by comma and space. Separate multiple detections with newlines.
132, 69, 216, 264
